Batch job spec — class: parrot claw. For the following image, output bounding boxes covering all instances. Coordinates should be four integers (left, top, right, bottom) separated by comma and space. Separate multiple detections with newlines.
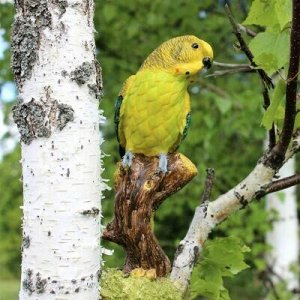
158, 153, 168, 174
122, 151, 134, 168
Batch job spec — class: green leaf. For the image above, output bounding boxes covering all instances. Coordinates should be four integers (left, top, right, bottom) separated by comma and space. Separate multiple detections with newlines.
243, 0, 277, 28
261, 80, 286, 129
203, 237, 250, 277
191, 237, 250, 300
275, 0, 292, 30
191, 263, 223, 300
220, 287, 230, 300
243, 0, 291, 30
191, 278, 222, 300
249, 31, 290, 75
215, 97, 232, 114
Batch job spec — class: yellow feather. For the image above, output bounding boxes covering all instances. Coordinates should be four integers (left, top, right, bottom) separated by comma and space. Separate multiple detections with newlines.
117, 35, 213, 156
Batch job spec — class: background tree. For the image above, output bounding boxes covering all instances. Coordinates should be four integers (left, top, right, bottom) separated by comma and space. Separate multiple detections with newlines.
8, 0, 105, 299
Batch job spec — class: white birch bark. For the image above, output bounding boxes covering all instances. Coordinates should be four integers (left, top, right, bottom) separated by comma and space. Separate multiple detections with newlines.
11, 1, 105, 299
266, 157, 299, 291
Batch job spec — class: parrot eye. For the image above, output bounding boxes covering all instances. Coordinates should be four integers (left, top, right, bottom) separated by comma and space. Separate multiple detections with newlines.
191, 43, 199, 49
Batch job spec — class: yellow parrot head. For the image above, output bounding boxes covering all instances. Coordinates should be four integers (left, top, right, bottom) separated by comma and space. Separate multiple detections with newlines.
140, 35, 213, 78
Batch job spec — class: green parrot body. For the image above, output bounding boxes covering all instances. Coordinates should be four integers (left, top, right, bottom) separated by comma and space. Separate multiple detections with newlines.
115, 35, 213, 171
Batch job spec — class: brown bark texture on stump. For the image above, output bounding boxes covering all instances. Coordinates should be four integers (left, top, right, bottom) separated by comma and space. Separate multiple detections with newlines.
103, 152, 197, 277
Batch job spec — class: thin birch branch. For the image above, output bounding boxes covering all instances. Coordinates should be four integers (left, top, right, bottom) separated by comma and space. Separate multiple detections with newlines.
257, 173, 300, 198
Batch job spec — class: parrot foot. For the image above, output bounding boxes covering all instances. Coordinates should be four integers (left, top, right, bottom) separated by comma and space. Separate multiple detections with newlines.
158, 153, 168, 173
122, 151, 134, 168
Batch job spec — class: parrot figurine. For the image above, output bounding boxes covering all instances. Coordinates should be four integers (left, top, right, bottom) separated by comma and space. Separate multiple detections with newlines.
115, 35, 213, 173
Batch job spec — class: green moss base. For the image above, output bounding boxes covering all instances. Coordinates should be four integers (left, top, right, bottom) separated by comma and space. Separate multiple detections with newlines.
101, 268, 181, 300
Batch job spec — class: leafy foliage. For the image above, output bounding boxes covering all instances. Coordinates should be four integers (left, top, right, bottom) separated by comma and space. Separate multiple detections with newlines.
0, 147, 22, 279
261, 80, 286, 130
190, 237, 250, 300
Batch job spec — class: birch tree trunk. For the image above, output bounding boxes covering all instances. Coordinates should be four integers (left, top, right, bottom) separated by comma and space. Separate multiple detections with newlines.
266, 157, 299, 291
11, 1, 104, 299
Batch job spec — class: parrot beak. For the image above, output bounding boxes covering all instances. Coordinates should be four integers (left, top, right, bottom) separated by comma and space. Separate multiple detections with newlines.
202, 57, 212, 69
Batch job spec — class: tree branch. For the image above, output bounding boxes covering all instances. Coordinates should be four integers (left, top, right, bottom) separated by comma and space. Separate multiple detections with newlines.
237, 23, 257, 37
266, 0, 300, 168
213, 61, 252, 68
224, 4, 276, 150
224, 4, 274, 89
256, 173, 300, 199
201, 168, 215, 203
206, 67, 255, 78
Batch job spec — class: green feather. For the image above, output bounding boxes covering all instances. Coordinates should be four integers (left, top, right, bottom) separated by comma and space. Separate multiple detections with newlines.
182, 112, 191, 141
114, 95, 123, 142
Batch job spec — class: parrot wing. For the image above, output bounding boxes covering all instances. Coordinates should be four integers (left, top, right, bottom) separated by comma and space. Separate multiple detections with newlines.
170, 112, 191, 152
169, 91, 191, 153
114, 75, 135, 157
182, 112, 191, 141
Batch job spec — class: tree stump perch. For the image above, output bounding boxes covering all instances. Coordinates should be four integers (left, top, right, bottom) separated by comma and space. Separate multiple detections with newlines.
103, 152, 197, 277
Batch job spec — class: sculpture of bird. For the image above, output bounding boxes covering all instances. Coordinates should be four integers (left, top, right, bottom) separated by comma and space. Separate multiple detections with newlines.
115, 35, 213, 173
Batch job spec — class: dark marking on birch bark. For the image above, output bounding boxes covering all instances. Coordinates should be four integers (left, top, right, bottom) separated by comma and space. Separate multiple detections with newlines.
13, 98, 51, 144
81, 207, 100, 216
200, 201, 209, 218
11, 0, 52, 89
70, 62, 94, 85
174, 244, 184, 262
13, 92, 74, 144
94, 60, 103, 99
61, 70, 68, 77
52, 0, 68, 17
234, 191, 248, 208
57, 103, 74, 130
82, 0, 92, 26
23, 269, 34, 295
191, 246, 199, 266
22, 235, 30, 249
88, 83, 101, 99
36, 273, 47, 294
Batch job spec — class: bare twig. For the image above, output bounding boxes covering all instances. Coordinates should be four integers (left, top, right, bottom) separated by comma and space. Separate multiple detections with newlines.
206, 67, 255, 77
197, 77, 229, 98
201, 168, 215, 204
213, 61, 251, 68
256, 173, 300, 199
224, 4, 274, 89
263, 274, 281, 300
237, 23, 257, 37
266, 0, 300, 168
225, 4, 276, 150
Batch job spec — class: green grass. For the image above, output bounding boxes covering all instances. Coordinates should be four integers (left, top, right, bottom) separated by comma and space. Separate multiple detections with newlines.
0, 280, 19, 300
